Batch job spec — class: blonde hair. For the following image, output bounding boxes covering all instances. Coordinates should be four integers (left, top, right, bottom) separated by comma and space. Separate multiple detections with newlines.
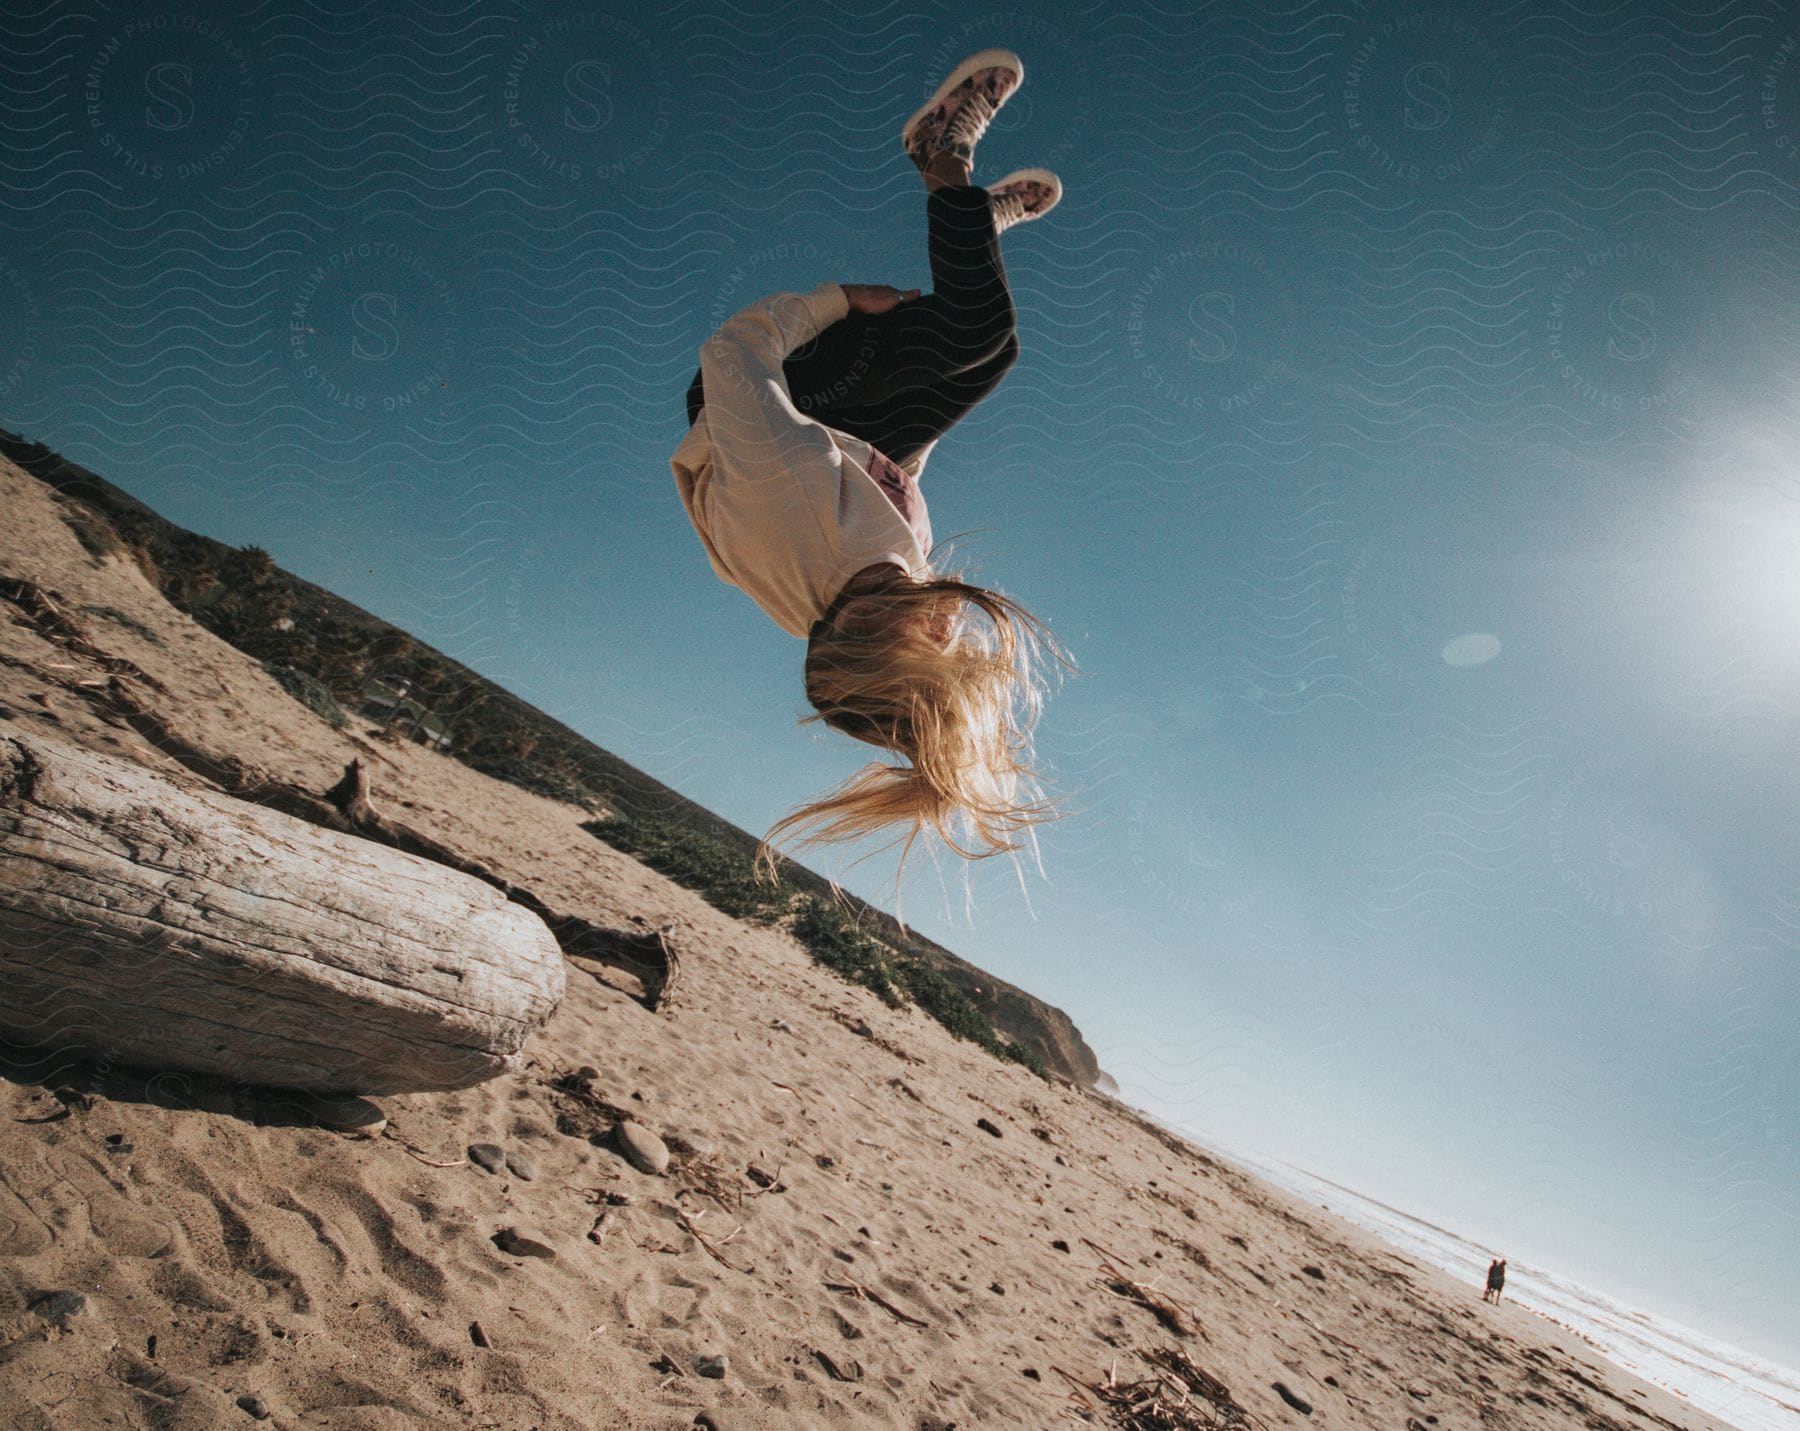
759, 570, 1071, 876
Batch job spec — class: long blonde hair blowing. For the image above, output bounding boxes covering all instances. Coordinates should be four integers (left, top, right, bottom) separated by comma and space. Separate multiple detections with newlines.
761, 573, 1071, 875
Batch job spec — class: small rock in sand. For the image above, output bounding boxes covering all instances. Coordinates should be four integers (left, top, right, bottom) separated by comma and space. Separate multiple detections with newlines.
976, 1117, 1003, 1138
505, 1149, 536, 1180
615, 1120, 669, 1175
1272, 1381, 1313, 1415
1302, 1264, 1326, 1280
29, 1290, 87, 1322
235, 1393, 271, 1420
468, 1143, 506, 1174
694, 1352, 728, 1379
492, 1225, 556, 1259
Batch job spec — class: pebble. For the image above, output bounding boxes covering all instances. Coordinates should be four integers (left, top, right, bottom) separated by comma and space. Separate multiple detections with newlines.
1272, 1381, 1314, 1415
1302, 1264, 1326, 1280
303, 1095, 386, 1137
29, 1290, 87, 1322
491, 1225, 556, 1260
469, 1321, 493, 1348
236, 1393, 271, 1420
468, 1143, 506, 1174
504, 1149, 536, 1181
694, 1352, 728, 1379
976, 1117, 1003, 1138
615, 1120, 669, 1175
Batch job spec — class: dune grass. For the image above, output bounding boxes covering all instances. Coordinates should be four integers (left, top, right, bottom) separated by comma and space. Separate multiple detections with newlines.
585, 812, 1047, 1078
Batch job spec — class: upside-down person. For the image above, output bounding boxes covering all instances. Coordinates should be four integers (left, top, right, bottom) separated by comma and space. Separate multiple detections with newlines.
673, 49, 1072, 876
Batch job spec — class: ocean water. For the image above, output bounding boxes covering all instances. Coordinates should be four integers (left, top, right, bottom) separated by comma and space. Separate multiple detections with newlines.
1205, 1141, 1800, 1431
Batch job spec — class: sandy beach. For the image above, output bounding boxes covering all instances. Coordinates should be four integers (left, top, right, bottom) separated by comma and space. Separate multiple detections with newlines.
0, 452, 1736, 1429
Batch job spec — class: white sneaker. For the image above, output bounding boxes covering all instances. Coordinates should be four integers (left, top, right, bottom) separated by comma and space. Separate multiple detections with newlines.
902, 48, 1024, 174
988, 168, 1062, 234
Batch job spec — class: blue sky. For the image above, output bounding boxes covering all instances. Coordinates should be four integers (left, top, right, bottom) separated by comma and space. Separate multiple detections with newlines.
2, 0, 1796, 1369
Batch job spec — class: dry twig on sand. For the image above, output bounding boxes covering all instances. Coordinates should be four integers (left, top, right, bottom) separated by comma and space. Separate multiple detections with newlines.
675, 1207, 752, 1273
675, 1152, 743, 1210
381, 1128, 466, 1167
1057, 1346, 1263, 1429
1084, 1239, 1201, 1340
824, 1280, 928, 1328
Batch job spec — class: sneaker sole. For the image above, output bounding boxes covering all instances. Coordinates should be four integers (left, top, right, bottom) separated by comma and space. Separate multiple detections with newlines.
990, 168, 1063, 225
900, 47, 1025, 155
991, 168, 1062, 201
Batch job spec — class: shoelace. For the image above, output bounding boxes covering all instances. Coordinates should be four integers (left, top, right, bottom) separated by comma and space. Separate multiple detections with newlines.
991, 191, 1029, 231
992, 183, 1050, 232
943, 87, 1001, 150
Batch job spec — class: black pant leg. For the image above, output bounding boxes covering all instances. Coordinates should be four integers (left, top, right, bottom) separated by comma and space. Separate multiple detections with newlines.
687, 186, 1016, 434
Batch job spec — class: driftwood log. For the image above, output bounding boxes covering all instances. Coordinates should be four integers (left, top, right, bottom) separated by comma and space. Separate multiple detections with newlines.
0, 578, 683, 1011
0, 731, 565, 1093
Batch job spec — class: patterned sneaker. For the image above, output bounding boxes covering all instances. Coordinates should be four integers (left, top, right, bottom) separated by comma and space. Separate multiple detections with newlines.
901, 48, 1024, 173
988, 168, 1062, 234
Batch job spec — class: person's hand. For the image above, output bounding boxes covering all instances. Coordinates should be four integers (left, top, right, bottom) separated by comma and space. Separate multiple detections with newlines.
841, 283, 922, 314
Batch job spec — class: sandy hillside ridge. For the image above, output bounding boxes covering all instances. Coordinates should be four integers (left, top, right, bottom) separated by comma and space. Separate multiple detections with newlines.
0, 454, 1732, 1429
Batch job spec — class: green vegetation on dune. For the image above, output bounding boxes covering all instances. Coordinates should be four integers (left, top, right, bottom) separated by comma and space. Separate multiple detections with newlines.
1, 428, 1088, 1085
583, 810, 1049, 1077
582, 810, 787, 925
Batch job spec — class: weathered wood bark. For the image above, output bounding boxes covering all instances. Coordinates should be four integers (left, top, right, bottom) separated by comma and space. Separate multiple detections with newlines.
3, 582, 684, 1015
0, 732, 565, 1094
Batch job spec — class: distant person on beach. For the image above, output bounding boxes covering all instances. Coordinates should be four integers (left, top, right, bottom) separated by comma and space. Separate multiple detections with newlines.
1484, 1257, 1507, 1303
673, 50, 1069, 873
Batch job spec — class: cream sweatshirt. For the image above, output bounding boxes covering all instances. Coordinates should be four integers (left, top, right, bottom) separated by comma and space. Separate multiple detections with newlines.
671, 282, 935, 638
